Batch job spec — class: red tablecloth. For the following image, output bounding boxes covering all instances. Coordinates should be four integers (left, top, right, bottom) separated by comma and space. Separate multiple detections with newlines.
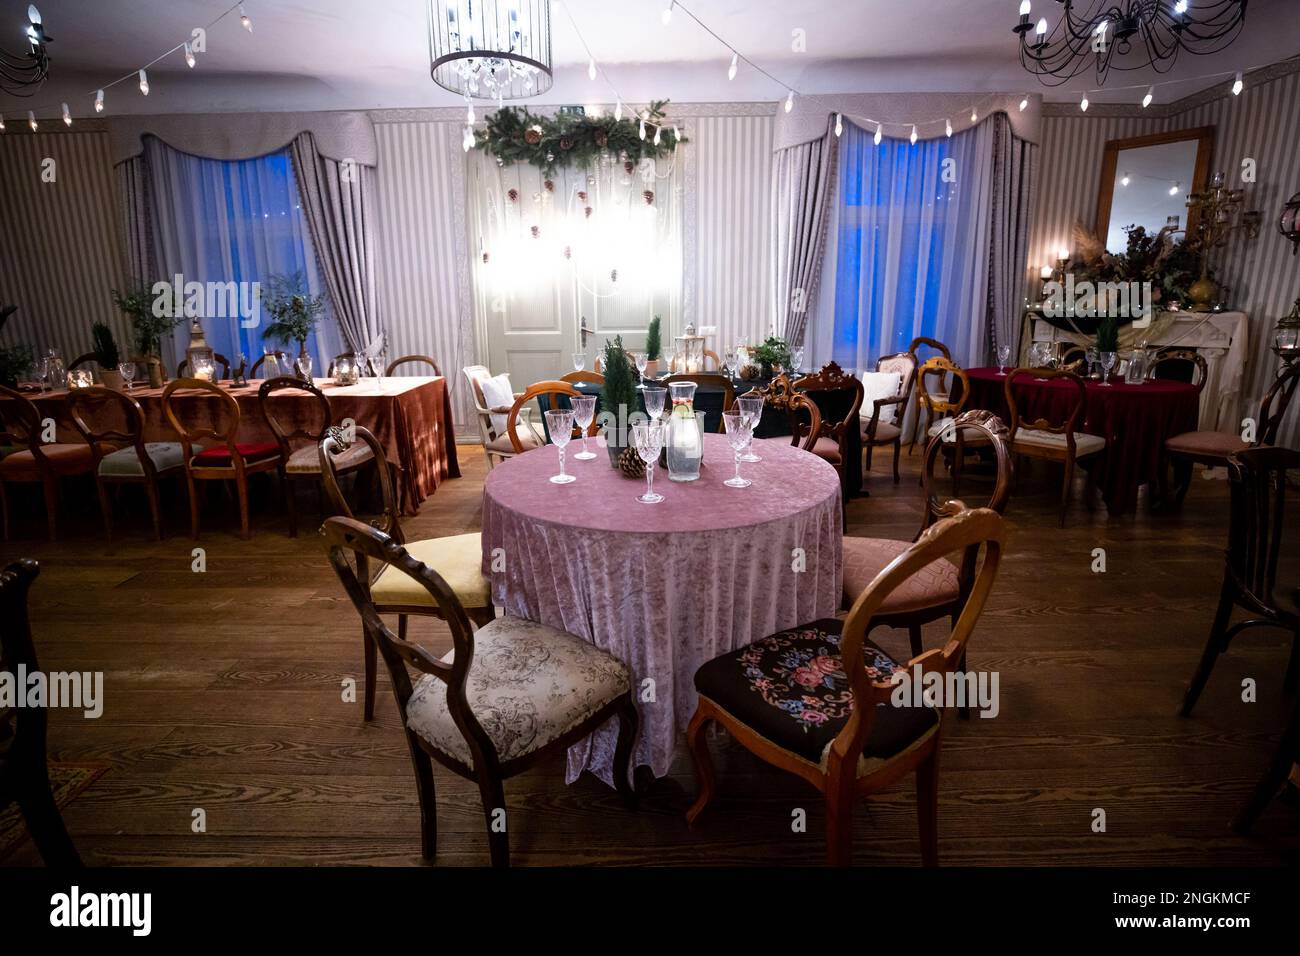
957, 367, 1200, 515
30, 377, 459, 515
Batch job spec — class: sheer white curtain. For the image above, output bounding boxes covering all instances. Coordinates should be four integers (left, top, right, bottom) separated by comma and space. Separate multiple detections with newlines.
467, 148, 682, 374
145, 137, 342, 371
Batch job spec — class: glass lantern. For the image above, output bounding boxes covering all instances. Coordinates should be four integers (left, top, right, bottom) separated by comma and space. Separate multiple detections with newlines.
1274, 296, 1300, 366
185, 318, 215, 380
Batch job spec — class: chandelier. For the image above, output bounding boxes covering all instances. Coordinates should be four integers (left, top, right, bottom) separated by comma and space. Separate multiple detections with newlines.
427, 0, 552, 101
1012, 0, 1248, 86
1, 5, 51, 96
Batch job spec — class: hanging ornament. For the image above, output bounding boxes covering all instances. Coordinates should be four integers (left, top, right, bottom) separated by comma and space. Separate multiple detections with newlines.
544, 179, 555, 192
577, 190, 588, 202
623, 160, 634, 175
525, 125, 543, 145
482, 251, 490, 263
594, 130, 608, 148
563, 245, 572, 259
495, 156, 505, 167
559, 137, 573, 151
610, 269, 618, 282
643, 190, 655, 205
507, 188, 519, 202
530, 225, 541, 239
584, 206, 593, 218
546, 151, 555, 163
587, 175, 597, 186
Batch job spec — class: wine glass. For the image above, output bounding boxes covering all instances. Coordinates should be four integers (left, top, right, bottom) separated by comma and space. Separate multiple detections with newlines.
45, 349, 65, 390
572, 351, 586, 372
1099, 350, 1117, 386
118, 361, 137, 391
374, 346, 389, 390
632, 421, 665, 504
544, 408, 576, 484
571, 395, 597, 460
635, 351, 649, 383
37, 356, 51, 392
297, 353, 313, 381
996, 344, 1011, 376
735, 393, 764, 463
1085, 345, 1099, 379
790, 346, 805, 375
722, 410, 753, 488
723, 348, 737, 380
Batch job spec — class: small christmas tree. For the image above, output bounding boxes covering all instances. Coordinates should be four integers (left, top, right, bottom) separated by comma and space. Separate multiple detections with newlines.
645, 315, 662, 362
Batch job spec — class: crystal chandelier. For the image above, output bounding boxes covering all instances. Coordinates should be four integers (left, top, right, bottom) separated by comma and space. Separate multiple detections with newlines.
1, 5, 51, 96
428, 0, 553, 100
1012, 0, 1248, 86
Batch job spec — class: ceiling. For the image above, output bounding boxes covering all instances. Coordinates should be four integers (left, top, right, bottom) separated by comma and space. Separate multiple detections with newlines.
3, 0, 1298, 117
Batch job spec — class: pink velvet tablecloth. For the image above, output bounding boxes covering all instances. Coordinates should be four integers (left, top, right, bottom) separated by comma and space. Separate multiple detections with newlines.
480, 432, 843, 785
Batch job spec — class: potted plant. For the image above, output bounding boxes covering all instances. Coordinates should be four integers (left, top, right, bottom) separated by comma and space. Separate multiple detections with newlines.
644, 315, 662, 377
0, 343, 33, 389
751, 335, 793, 378
112, 281, 182, 388
600, 335, 638, 467
262, 273, 328, 377
92, 321, 123, 390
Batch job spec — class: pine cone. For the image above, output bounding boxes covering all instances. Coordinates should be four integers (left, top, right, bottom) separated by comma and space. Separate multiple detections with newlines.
617, 445, 645, 479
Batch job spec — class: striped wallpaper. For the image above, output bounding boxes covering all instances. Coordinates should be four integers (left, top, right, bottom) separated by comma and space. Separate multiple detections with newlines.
0, 128, 127, 364
1030, 63, 1300, 448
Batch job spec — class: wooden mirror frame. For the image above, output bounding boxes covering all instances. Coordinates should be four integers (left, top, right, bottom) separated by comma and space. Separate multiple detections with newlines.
1094, 126, 1215, 248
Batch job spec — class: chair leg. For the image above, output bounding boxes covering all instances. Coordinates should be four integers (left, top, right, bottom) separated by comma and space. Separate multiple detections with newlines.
363, 627, 377, 722
916, 747, 940, 867
145, 477, 164, 541
404, 740, 439, 861
1058, 456, 1075, 528
892, 437, 902, 483
685, 705, 717, 825
908, 624, 923, 659
613, 695, 640, 809
1156, 449, 1171, 509
1173, 457, 1194, 506
95, 479, 114, 545
1181, 575, 1236, 717
41, 475, 59, 541
824, 768, 857, 866
16, 770, 82, 867
864, 443, 874, 473
284, 468, 298, 538
1231, 696, 1300, 834
476, 772, 510, 868
186, 472, 201, 539
235, 475, 251, 539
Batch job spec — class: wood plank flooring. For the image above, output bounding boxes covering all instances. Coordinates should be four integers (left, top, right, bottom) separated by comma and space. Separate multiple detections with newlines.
2, 444, 1298, 866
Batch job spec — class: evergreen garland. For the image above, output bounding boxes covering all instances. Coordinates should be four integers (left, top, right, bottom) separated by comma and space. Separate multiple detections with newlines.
475, 100, 685, 174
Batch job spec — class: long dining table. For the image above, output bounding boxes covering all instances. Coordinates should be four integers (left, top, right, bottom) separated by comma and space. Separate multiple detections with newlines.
29, 376, 460, 514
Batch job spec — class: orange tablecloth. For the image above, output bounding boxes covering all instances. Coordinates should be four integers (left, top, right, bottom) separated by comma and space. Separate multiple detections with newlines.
31, 377, 459, 515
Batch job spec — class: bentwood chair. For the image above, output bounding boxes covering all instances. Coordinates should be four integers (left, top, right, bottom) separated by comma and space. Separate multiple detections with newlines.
860, 351, 918, 485
1149, 348, 1209, 391
745, 375, 822, 451
1160, 362, 1300, 508
504, 381, 595, 452
68, 352, 97, 371
1004, 367, 1105, 527
561, 370, 605, 387
0, 559, 82, 867
385, 354, 442, 377
66, 386, 186, 543
463, 365, 533, 470
322, 516, 638, 866
907, 336, 952, 452
792, 362, 864, 483
686, 507, 1006, 866
0, 385, 96, 540
842, 409, 1012, 717
162, 378, 282, 539
259, 376, 372, 538
320, 426, 492, 722
176, 353, 232, 380
914, 357, 988, 496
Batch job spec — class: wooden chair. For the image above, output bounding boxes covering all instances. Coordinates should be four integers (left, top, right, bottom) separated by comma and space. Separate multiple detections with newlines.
68, 352, 96, 371
686, 507, 1006, 865
842, 409, 1012, 713
0, 559, 82, 867
1004, 367, 1105, 527
861, 351, 917, 485
176, 353, 232, 380
593, 349, 639, 374
0, 385, 96, 540
385, 354, 442, 377
915, 357, 989, 495
743, 375, 822, 451
463, 365, 536, 470
505, 381, 594, 453
322, 515, 637, 866
259, 376, 372, 538
792, 362, 863, 484
1060, 345, 1088, 370
662, 373, 735, 433
320, 426, 491, 722
67, 386, 186, 543
1181, 446, 1300, 718
1149, 348, 1209, 390
162, 377, 282, 539
561, 370, 604, 387
1160, 362, 1299, 508
907, 336, 952, 452
249, 351, 289, 379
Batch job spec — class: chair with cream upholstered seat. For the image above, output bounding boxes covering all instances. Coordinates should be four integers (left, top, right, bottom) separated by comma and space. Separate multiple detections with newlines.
0, 385, 97, 540
860, 351, 917, 485
320, 425, 493, 722
463, 365, 541, 469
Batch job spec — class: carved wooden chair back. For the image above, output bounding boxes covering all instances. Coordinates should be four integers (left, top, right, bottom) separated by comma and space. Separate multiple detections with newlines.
320, 425, 402, 544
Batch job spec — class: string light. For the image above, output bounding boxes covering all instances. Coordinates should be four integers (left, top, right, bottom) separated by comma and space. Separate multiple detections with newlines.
0, 116, 6, 133
909, 124, 918, 145
588, 58, 596, 81
784, 90, 794, 112
661, 2, 673, 25
639, 115, 646, 139
1169, 181, 1181, 195
239, 4, 252, 31
653, 126, 662, 145
727, 52, 738, 81
1019, 95, 1028, 111
466, 101, 475, 124
138, 69, 149, 95
1232, 71, 1243, 95
873, 123, 882, 146
185, 42, 196, 68
61, 102, 71, 126
1079, 93, 1089, 111
945, 118, 953, 137
1142, 86, 1154, 107
28, 111, 37, 131
614, 100, 623, 121
95, 89, 104, 112
1121, 172, 1130, 186
834, 112, 843, 137
970, 107, 977, 122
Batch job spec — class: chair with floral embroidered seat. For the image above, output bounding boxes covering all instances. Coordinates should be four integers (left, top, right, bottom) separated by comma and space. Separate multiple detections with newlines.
0, 385, 97, 540
322, 515, 639, 867
162, 377, 283, 539
685, 507, 1007, 866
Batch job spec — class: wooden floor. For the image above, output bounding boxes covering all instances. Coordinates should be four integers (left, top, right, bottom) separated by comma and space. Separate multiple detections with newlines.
2, 442, 1298, 867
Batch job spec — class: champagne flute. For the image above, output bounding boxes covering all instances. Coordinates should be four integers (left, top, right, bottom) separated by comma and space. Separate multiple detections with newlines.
722, 410, 753, 488
735, 393, 764, 463
996, 344, 1011, 375
572, 351, 586, 372
635, 351, 649, 387
544, 408, 576, 484
118, 361, 137, 391
571, 395, 597, 460
632, 421, 665, 503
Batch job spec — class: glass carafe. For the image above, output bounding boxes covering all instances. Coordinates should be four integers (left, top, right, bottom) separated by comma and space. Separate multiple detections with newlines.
665, 381, 704, 482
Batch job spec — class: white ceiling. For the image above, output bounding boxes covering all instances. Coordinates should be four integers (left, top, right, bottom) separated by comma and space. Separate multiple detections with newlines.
3, 0, 1298, 117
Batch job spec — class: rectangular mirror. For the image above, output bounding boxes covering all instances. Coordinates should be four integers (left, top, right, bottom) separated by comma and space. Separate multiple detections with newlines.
1094, 127, 1215, 253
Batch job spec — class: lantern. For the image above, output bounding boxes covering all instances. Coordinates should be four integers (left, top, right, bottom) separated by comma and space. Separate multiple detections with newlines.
1280, 191, 1300, 255
1274, 297, 1300, 367
185, 318, 216, 380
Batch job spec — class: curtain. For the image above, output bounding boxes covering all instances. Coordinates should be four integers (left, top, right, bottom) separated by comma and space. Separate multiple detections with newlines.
290, 132, 381, 354
144, 136, 341, 370
826, 118, 995, 373
987, 114, 1039, 362
116, 156, 155, 288
772, 116, 838, 346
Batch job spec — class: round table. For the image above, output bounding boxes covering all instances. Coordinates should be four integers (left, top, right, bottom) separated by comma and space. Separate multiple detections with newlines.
959, 367, 1201, 514
480, 432, 843, 784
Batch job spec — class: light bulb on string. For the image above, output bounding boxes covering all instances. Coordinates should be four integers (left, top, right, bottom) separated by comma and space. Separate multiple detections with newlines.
95, 89, 104, 112
639, 116, 646, 140
653, 126, 662, 145
614, 100, 622, 121
61, 102, 70, 126
1079, 93, 1089, 111
0, 116, 6, 133
28, 111, 37, 131
784, 90, 794, 113
661, 3, 673, 25
945, 118, 952, 137
873, 123, 882, 146
970, 107, 977, 122
185, 42, 196, 68
834, 113, 843, 137
1121, 172, 1130, 187
727, 53, 738, 81
139, 69, 149, 95
1169, 181, 1181, 196
466, 101, 475, 124
239, 4, 252, 31
1019, 95, 1028, 111
909, 125, 918, 145
1232, 72, 1243, 95
1142, 86, 1154, 108
588, 59, 597, 81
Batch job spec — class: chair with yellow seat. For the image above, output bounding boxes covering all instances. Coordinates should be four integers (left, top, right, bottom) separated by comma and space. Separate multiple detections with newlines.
319, 425, 493, 721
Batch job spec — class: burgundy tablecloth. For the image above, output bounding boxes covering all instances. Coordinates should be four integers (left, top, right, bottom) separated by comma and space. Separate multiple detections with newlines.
958, 367, 1200, 514
30, 377, 459, 515
480, 432, 843, 785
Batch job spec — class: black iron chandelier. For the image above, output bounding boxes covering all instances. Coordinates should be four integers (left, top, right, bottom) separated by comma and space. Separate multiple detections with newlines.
1, 4, 50, 96
1013, 0, 1248, 86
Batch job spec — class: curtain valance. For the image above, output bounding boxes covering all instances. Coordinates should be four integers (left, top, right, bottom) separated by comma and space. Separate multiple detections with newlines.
108, 111, 377, 167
